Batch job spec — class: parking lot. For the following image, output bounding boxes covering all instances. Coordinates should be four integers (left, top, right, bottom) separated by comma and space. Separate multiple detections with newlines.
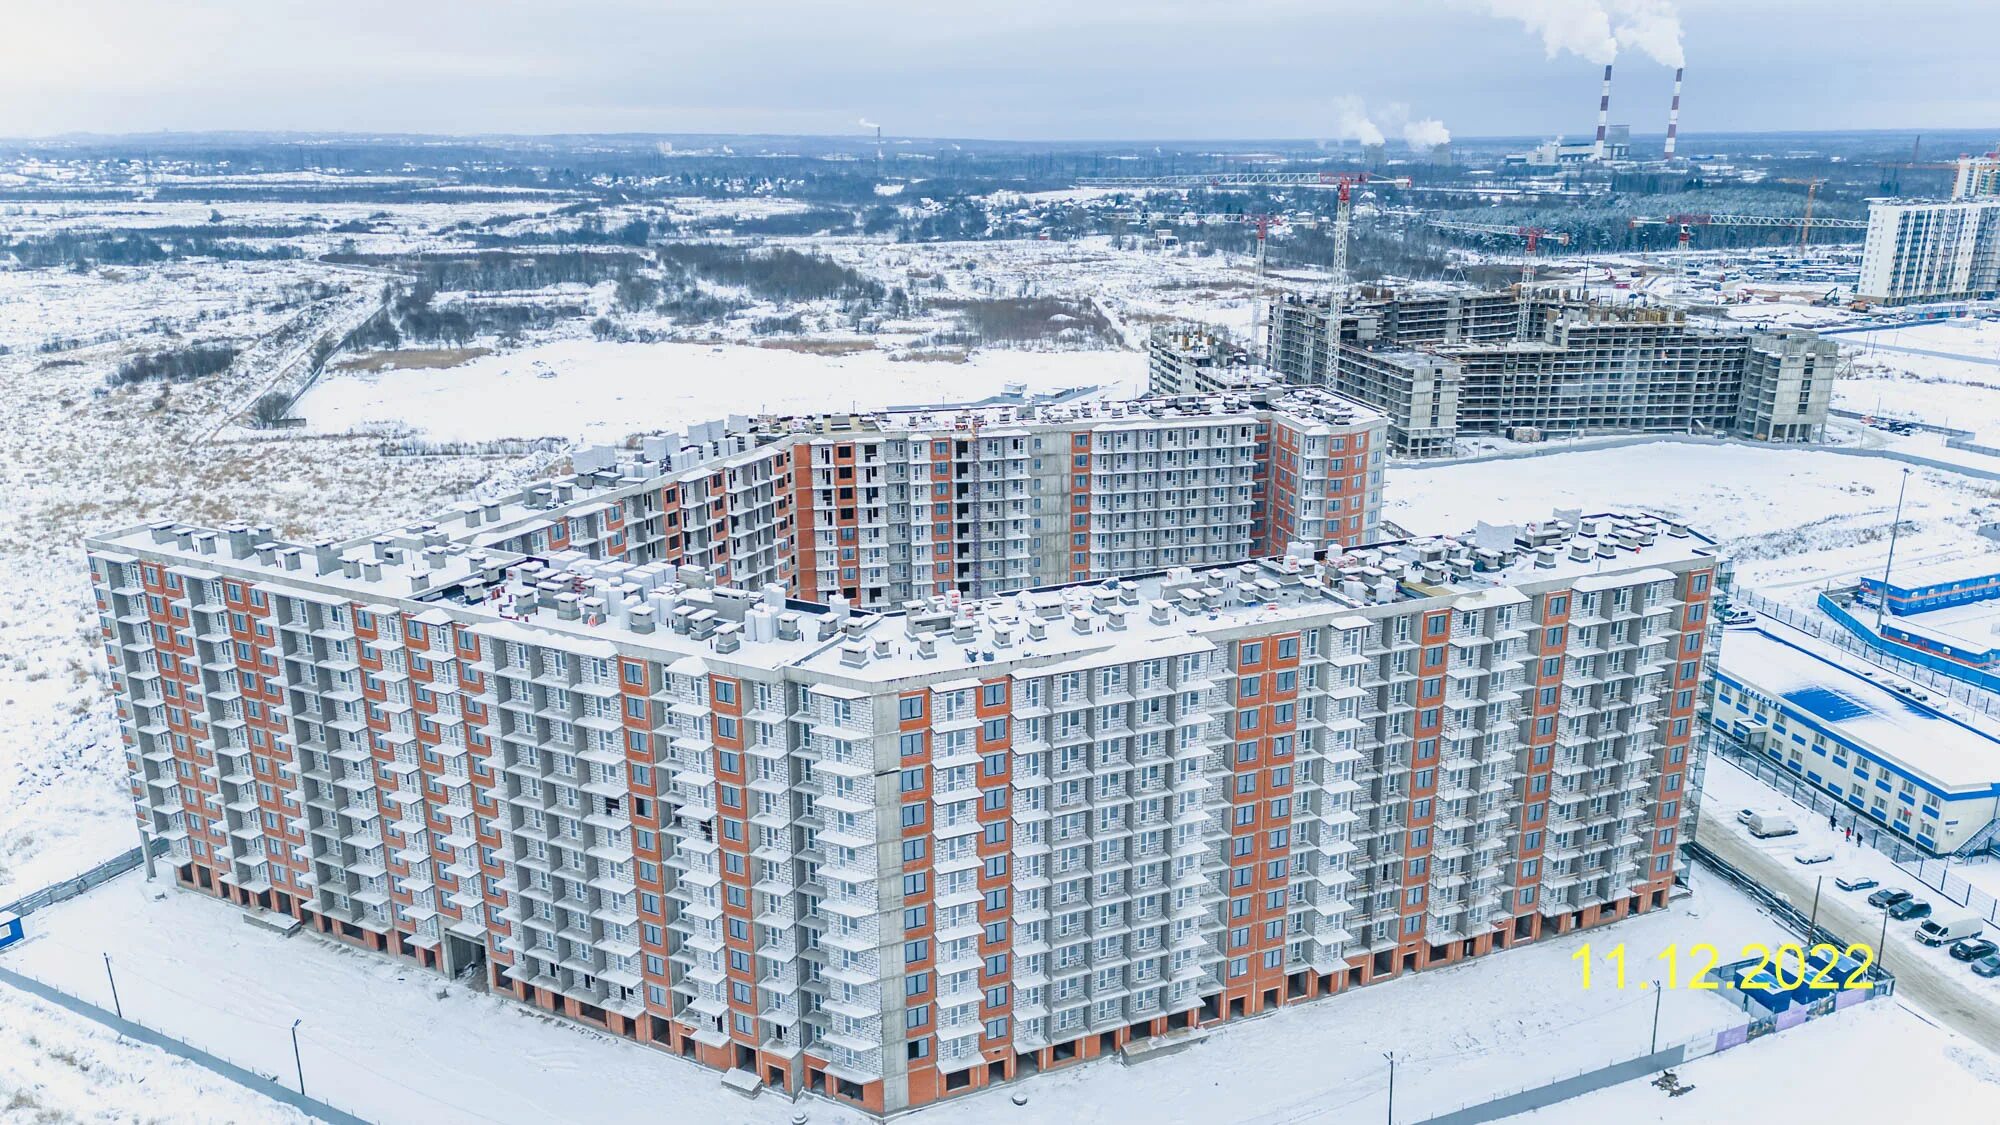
1699, 759, 2000, 1052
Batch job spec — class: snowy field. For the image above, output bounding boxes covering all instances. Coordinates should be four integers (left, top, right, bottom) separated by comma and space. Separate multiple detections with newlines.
1390, 441, 2000, 607
1523, 1000, 2000, 1124
0, 986, 310, 1124
297, 339, 1142, 441
0, 864, 1793, 1125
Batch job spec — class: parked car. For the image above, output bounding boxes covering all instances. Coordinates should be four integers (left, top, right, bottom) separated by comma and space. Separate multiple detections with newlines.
1867, 887, 1914, 909
1719, 607, 1756, 626
1793, 849, 1835, 865
1949, 938, 1998, 962
1735, 808, 1757, 824
1888, 898, 1934, 921
1835, 875, 1879, 892
1747, 812, 1799, 839
1917, 915, 1985, 946
1972, 955, 2000, 978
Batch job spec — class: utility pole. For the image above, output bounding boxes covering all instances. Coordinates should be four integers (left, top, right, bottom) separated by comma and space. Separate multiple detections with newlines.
1650, 981, 1663, 1053
1383, 1050, 1396, 1125
102, 953, 123, 1019
291, 1018, 306, 1095
1808, 875, 1824, 941
1875, 468, 1912, 631
1878, 908, 1891, 973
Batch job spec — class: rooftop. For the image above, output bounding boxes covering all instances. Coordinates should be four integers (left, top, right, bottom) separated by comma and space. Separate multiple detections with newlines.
95, 508, 1704, 688
1715, 622, 2000, 794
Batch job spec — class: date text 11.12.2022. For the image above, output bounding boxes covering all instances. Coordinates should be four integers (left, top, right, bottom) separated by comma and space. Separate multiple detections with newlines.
1571, 942, 1875, 991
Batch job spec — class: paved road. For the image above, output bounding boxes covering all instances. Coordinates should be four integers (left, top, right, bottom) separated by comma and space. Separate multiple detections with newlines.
1698, 818, 2000, 1055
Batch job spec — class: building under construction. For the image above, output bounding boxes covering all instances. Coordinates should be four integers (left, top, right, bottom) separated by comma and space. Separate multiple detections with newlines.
1266, 287, 1838, 457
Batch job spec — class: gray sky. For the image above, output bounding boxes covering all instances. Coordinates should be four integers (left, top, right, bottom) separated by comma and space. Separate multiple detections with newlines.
1, 0, 1993, 141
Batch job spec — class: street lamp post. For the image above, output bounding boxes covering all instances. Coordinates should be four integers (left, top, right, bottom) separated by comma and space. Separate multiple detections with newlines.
1384, 1051, 1396, 1125
1650, 981, 1664, 1053
102, 953, 122, 1020
1878, 909, 1891, 974
1808, 876, 1824, 942
1874, 468, 1912, 632
291, 1018, 306, 1096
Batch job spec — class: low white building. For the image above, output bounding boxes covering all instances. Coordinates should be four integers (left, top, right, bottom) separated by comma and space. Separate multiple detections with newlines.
1708, 623, 2000, 854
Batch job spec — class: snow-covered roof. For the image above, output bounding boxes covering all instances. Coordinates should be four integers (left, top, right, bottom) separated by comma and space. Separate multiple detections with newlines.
1715, 624, 2000, 795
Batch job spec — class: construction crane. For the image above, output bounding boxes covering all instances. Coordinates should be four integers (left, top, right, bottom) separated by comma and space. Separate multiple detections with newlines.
1778, 178, 1829, 252
1078, 171, 1411, 190
1628, 212, 1867, 240
1081, 171, 1411, 296
1132, 211, 1321, 363
1422, 219, 1570, 337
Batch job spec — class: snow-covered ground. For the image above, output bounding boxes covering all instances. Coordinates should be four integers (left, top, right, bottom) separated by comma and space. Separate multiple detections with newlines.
0, 863, 1795, 1125
296, 339, 1141, 442
1390, 441, 2000, 609
0, 985, 310, 1123
1522, 999, 2000, 1124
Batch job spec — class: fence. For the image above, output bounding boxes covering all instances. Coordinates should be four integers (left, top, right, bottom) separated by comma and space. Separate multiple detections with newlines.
1731, 587, 2000, 721
1702, 735, 1932, 864
377, 437, 569, 459
0, 961, 370, 1125
0, 841, 164, 918
1891, 856, 2000, 928
1412, 842, 1892, 1125
1812, 590, 2000, 701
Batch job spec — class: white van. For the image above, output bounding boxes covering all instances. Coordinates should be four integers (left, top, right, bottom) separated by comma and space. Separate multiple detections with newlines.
1915, 914, 1984, 946
1745, 812, 1798, 839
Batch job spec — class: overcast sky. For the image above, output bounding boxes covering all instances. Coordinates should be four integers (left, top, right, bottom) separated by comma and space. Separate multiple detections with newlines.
1, 1, 1993, 142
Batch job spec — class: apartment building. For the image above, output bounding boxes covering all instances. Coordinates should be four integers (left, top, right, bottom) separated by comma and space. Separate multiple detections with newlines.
416, 393, 1385, 612
88, 506, 1718, 1115
1858, 197, 2000, 306
1144, 326, 1277, 396
1267, 288, 1839, 456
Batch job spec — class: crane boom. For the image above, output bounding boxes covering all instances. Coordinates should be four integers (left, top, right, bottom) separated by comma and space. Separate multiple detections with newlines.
1629, 213, 1866, 230
1078, 171, 1413, 189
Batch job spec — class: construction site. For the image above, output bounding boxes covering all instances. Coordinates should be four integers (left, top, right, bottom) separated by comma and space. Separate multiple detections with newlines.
1259, 287, 1838, 457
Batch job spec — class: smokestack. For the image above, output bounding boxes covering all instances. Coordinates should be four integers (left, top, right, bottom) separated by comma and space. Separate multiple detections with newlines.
1594, 64, 1613, 161
1664, 67, 1684, 158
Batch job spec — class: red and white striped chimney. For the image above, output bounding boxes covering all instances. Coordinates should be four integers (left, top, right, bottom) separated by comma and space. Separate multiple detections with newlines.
1664, 67, 1684, 158
1594, 64, 1614, 161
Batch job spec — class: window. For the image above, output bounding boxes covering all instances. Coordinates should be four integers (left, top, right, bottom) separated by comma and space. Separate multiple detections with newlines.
982, 683, 1006, 707
901, 767, 927, 793
899, 696, 925, 721
905, 939, 930, 964
906, 1005, 930, 1030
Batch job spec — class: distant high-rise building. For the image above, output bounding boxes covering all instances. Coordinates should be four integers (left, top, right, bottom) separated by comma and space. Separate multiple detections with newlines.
1858, 198, 2000, 305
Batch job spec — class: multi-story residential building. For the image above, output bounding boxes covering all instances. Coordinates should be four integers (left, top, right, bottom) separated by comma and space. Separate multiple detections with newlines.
404, 392, 1386, 612
1144, 326, 1277, 396
89, 504, 1718, 1115
1858, 197, 2000, 306
1267, 288, 1839, 455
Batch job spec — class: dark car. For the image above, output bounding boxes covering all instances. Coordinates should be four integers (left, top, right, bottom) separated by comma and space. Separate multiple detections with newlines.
1973, 955, 2000, 978
1951, 938, 1999, 962
1867, 887, 1913, 909
1888, 898, 1933, 921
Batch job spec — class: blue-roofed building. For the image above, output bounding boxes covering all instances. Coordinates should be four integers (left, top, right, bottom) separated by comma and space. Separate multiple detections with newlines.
1708, 622, 2000, 855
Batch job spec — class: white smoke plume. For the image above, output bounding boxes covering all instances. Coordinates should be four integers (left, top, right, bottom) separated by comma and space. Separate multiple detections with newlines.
1403, 118, 1452, 149
1484, 0, 1684, 67
1607, 0, 1685, 68
857, 117, 881, 131
1485, 0, 1617, 63
1333, 97, 1385, 147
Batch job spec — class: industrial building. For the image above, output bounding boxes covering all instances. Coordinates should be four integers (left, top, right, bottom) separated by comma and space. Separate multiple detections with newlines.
1709, 623, 2000, 855
89, 496, 1718, 1114
1857, 197, 2000, 306
1265, 287, 1838, 456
